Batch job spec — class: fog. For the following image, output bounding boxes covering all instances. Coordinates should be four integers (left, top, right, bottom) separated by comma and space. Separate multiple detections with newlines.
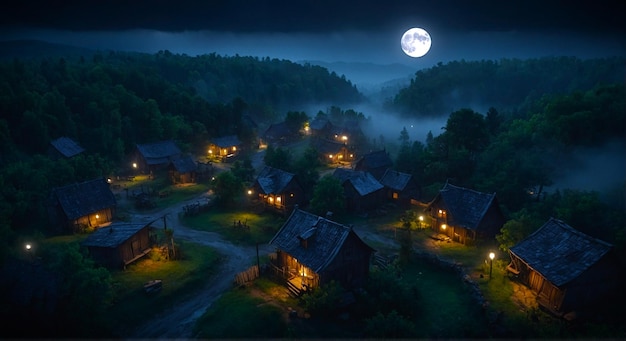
548, 140, 626, 199
2, 27, 624, 87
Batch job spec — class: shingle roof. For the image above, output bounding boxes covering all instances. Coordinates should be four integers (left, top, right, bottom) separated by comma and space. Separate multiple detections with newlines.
333, 168, 383, 196
431, 182, 496, 230
356, 150, 392, 169
81, 223, 149, 248
509, 218, 613, 286
171, 155, 197, 173
255, 166, 296, 194
53, 178, 116, 220
313, 138, 346, 154
136, 140, 181, 165
50, 137, 85, 158
211, 135, 241, 147
269, 208, 373, 273
379, 169, 412, 191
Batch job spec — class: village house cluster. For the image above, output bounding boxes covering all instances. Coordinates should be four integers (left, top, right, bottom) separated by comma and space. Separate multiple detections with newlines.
46, 115, 623, 321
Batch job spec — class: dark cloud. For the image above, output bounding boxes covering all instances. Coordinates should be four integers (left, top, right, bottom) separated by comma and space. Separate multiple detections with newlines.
1, 0, 624, 35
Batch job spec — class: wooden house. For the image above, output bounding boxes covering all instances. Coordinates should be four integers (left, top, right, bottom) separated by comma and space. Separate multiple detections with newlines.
208, 135, 242, 161
251, 166, 305, 214
48, 136, 85, 159
425, 182, 505, 245
82, 222, 155, 268
507, 218, 623, 320
269, 208, 375, 292
312, 138, 354, 165
261, 122, 299, 146
379, 169, 420, 207
354, 150, 393, 180
49, 177, 116, 232
332, 168, 384, 212
132, 140, 182, 174
168, 155, 197, 184
308, 117, 333, 138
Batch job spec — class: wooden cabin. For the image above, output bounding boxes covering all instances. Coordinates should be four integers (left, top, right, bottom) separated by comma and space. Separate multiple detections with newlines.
208, 135, 242, 161
307, 117, 333, 138
132, 140, 182, 174
425, 182, 505, 245
49, 177, 116, 233
261, 122, 299, 147
379, 169, 420, 207
251, 166, 305, 214
507, 218, 623, 320
82, 222, 155, 268
269, 208, 375, 292
354, 150, 393, 180
168, 155, 197, 184
48, 136, 85, 159
312, 138, 354, 165
332, 168, 384, 212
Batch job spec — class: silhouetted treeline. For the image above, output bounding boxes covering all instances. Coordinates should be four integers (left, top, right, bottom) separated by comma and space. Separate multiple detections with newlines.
390, 57, 625, 117
0, 46, 363, 163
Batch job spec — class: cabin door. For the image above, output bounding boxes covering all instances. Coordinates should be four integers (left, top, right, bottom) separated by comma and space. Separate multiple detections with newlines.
131, 238, 140, 257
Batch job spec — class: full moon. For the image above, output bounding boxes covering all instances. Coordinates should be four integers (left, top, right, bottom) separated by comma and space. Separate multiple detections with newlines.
401, 27, 431, 58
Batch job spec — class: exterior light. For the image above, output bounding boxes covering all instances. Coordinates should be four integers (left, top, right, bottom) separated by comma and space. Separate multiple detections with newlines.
25, 243, 31, 251
132, 163, 137, 168
419, 216, 424, 221
349, 154, 353, 158
208, 149, 213, 154
95, 214, 99, 219
342, 135, 348, 141
247, 190, 252, 195
276, 196, 281, 203
328, 155, 333, 159
441, 224, 447, 230
489, 252, 495, 279
232, 146, 237, 151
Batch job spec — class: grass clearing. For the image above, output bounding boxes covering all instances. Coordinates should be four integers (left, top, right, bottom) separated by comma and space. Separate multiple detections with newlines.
181, 207, 286, 246
106, 240, 220, 336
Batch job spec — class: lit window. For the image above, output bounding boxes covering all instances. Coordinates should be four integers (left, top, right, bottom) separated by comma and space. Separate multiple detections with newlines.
392, 192, 398, 199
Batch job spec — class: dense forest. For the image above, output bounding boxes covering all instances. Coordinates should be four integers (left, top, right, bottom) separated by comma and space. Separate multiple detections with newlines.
0, 41, 624, 338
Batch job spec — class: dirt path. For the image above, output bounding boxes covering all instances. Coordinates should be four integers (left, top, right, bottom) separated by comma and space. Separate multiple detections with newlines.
122, 191, 273, 339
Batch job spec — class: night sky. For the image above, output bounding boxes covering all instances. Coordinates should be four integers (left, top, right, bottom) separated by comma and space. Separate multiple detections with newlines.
1, 1, 625, 67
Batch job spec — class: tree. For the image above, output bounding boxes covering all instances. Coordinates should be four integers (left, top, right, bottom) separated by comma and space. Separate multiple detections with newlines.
211, 171, 244, 207
364, 310, 416, 338
309, 175, 345, 216
263, 145, 293, 171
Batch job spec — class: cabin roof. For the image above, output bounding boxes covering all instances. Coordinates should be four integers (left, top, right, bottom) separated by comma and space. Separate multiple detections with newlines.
81, 223, 150, 248
53, 178, 116, 220
136, 140, 181, 164
263, 122, 295, 139
355, 150, 393, 170
309, 117, 330, 130
428, 182, 497, 230
269, 208, 373, 273
379, 169, 413, 191
333, 168, 384, 196
255, 166, 296, 194
50, 136, 85, 158
313, 138, 347, 154
509, 218, 613, 286
171, 155, 197, 173
210, 135, 241, 147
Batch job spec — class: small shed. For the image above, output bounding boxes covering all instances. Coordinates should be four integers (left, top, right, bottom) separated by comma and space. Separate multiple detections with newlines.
132, 140, 182, 173
251, 166, 305, 214
168, 155, 197, 184
507, 218, 623, 319
354, 150, 393, 180
208, 135, 242, 161
50, 177, 116, 232
379, 169, 420, 207
269, 208, 375, 291
48, 136, 85, 159
82, 222, 155, 268
332, 168, 384, 212
425, 182, 505, 245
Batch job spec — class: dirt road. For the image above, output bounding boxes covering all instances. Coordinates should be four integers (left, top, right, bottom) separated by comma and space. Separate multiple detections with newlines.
124, 192, 273, 339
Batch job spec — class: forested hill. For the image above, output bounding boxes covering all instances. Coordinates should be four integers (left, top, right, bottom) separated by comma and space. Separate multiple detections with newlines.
390, 57, 626, 118
0, 41, 363, 161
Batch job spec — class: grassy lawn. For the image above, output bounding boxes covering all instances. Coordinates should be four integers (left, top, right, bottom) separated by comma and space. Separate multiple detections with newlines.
180, 206, 286, 246
106, 240, 220, 336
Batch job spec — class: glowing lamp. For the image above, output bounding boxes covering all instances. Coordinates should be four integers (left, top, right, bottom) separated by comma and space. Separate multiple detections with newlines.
25, 244, 31, 251
441, 224, 447, 230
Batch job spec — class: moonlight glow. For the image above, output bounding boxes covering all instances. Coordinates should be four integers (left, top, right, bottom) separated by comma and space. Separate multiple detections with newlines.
401, 27, 431, 58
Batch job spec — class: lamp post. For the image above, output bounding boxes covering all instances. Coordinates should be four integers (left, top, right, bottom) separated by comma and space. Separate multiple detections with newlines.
489, 252, 495, 279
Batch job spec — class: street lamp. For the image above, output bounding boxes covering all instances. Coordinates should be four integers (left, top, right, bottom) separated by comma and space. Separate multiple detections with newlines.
418, 215, 424, 229
489, 252, 495, 279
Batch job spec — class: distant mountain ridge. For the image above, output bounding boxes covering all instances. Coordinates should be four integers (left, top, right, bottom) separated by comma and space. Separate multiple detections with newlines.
299, 60, 416, 87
